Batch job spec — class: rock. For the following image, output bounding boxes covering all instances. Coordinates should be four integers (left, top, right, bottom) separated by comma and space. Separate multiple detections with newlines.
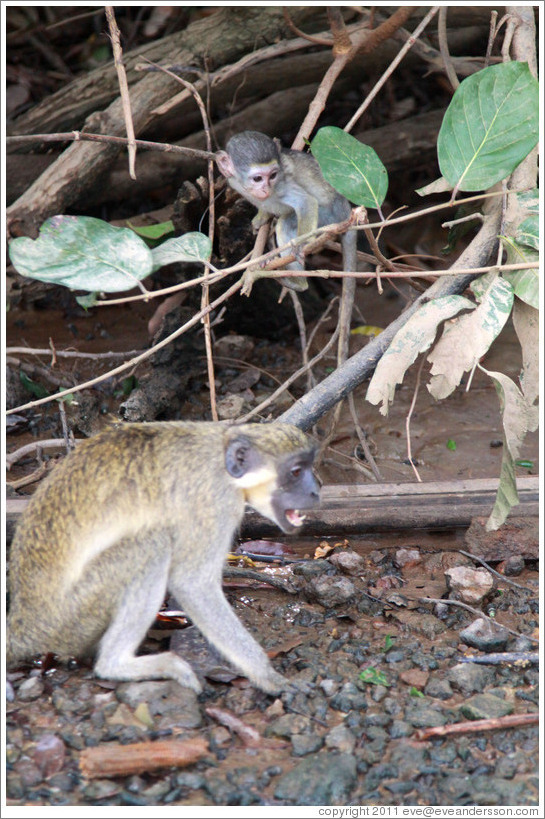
83, 779, 122, 801
399, 668, 429, 690
330, 682, 367, 713
447, 662, 494, 695
320, 679, 340, 697
325, 723, 356, 753
291, 733, 324, 756
459, 694, 514, 720
424, 677, 454, 700
393, 548, 421, 568
328, 550, 366, 576
497, 555, 525, 576
459, 618, 510, 652
33, 734, 66, 779
214, 334, 255, 359
17, 676, 45, 701
465, 516, 538, 561
404, 702, 447, 728
274, 753, 357, 805
445, 566, 493, 604
265, 713, 311, 738
216, 393, 245, 419
116, 680, 201, 729
306, 575, 356, 608
13, 758, 43, 787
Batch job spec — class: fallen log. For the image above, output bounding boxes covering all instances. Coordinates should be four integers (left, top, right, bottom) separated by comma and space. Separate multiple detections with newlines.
6, 477, 538, 540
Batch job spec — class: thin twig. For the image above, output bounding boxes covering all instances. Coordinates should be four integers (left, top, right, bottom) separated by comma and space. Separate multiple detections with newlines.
420, 598, 539, 644
6, 439, 76, 469
414, 713, 538, 742
345, 6, 440, 133
437, 6, 460, 90
348, 393, 382, 481
143, 57, 218, 420
240, 324, 340, 423
288, 290, 312, 392
105, 6, 136, 179
405, 355, 426, 482
457, 550, 535, 593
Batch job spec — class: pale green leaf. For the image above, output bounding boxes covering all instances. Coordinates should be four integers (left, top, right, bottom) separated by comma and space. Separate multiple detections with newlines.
151, 232, 212, 270
486, 444, 519, 530
9, 215, 153, 293
428, 276, 514, 399
512, 299, 539, 405
366, 295, 474, 414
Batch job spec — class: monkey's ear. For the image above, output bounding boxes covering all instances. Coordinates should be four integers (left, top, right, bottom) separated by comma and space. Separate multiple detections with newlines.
225, 436, 259, 478
216, 150, 234, 178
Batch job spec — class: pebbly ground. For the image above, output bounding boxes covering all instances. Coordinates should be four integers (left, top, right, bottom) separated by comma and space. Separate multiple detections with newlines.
5, 535, 540, 808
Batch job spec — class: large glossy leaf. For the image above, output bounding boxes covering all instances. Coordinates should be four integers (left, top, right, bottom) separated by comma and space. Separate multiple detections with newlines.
438, 62, 539, 191
9, 215, 154, 293
311, 126, 388, 209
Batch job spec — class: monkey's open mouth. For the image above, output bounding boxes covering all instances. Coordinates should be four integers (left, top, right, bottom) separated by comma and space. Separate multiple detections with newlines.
285, 509, 306, 527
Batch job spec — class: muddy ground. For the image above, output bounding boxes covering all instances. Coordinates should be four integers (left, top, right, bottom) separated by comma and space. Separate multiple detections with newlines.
5, 280, 540, 808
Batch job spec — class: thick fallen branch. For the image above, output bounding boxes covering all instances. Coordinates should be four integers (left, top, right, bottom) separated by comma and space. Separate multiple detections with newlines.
79, 737, 208, 778
278, 198, 503, 430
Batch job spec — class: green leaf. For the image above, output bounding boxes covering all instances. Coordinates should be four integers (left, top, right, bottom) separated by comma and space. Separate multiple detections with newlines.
486, 441, 519, 530
310, 126, 388, 209
437, 62, 539, 191
151, 232, 212, 270
127, 220, 175, 240
9, 215, 154, 293
76, 292, 99, 309
446, 439, 457, 451
20, 372, 49, 399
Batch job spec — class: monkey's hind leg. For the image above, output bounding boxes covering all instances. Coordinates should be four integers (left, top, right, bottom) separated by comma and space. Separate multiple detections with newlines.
94, 552, 202, 693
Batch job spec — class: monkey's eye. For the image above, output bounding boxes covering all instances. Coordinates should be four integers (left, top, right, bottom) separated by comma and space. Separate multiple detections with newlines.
270, 170, 278, 181
290, 465, 302, 479
252, 175, 264, 183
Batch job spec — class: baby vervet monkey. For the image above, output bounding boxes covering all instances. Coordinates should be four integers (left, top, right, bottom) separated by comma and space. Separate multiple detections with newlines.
216, 130, 356, 292
7, 422, 320, 695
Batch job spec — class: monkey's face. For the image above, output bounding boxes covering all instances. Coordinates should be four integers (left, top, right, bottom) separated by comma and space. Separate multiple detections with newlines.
243, 162, 279, 201
224, 432, 320, 534
269, 450, 321, 533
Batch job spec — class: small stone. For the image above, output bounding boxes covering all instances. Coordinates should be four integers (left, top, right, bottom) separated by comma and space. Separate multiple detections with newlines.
445, 566, 493, 604
291, 733, 323, 756
216, 393, 245, 419
17, 676, 45, 701
459, 694, 514, 720
393, 548, 421, 568
330, 682, 367, 713
13, 758, 43, 787
389, 720, 413, 738
265, 713, 311, 738
404, 702, 447, 728
399, 669, 429, 689
325, 722, 356, 753
33, 734, 66, 779
328, 550, 366, 576
83, 779, 122, 801
307, 575, 356, 608
459, 618, 510, 652
319, 679, 340, 697
274, 753, 357, 805
497, 555, 525, 576
424, 677, 454, 700
447, 662, 494, 695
